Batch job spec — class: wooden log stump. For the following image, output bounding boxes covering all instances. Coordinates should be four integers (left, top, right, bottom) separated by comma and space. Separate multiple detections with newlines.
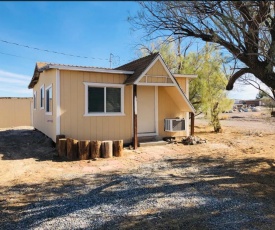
113, 140, 123, 157
78, 140, 90, 160
90, 140, 101, 159
58, 138, 67, 157
101, 141, 113, 158
67, 138, 79, 161
56, 134, 65, 151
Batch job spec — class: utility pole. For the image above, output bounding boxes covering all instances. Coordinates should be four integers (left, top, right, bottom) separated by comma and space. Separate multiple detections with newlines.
109, 53, 114, 68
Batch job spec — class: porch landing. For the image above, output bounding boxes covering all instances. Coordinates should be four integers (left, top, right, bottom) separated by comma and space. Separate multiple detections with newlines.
138, 136, 167, 147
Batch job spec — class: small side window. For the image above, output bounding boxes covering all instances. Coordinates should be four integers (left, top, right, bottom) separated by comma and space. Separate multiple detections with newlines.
40, 85, 44, 109
45, 85, 52, 115
33, 91, 37, 109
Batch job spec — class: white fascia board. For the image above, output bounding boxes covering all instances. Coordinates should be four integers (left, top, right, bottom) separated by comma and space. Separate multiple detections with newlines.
48, 65, 134, 75
137, 83, 175, 86
133, 55, 160, 84
174, 74, 198, 78
158, 55, 196, 113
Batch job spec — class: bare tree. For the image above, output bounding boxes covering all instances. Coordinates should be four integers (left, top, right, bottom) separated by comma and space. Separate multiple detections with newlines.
130, 1, 275, 95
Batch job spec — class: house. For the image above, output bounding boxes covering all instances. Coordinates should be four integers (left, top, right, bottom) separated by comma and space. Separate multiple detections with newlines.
28, 53, 196, 148
241, 99, 264, 107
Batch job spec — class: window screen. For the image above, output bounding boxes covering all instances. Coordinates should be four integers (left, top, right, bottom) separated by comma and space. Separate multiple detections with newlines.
33, 92, 36, 109
40, 87, 44, 108
46, 86, 52, 113
88, 87, 104, 112
106, 88, 121, 112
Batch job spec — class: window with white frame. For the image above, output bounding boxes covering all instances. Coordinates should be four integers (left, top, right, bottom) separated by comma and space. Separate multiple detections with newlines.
84, 82, 124, 116
40, 85, 44, 109
45, 84, 53, 115
33, 91, 37, 109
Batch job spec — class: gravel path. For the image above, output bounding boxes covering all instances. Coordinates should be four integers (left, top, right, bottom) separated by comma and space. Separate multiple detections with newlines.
1, 119, 275, 229
1, 157, 274, 229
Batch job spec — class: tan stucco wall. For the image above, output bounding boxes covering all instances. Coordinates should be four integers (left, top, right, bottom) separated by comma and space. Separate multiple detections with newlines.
60, 70, 133, 144
175, 77, 187, 95
0, 98, 32, 128
158, 87, 188, 137
32, 69, 56, 141
146, 59, 167, 76
139, 60, 173, 84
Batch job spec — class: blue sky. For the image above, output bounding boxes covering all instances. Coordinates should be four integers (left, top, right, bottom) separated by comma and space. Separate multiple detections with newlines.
0, 1, 258, 99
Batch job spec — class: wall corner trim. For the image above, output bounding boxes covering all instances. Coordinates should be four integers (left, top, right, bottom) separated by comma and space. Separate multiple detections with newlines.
56, 69, 61, 135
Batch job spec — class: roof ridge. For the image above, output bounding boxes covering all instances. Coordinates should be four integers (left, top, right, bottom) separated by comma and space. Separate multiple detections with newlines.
115, 52, 159, 70
36, 62, 113, 70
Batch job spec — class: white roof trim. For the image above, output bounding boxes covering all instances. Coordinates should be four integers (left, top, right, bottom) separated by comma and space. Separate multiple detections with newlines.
157, 56, 195, 113
174, 74, 198, 78
46, 65, 134, 75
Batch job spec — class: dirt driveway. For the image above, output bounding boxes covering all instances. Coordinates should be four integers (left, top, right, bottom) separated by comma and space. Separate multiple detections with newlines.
0, 113, 275, 229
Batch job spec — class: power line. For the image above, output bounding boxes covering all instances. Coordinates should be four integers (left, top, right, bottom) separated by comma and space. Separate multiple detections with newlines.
0, 50, 36, 61
0, 38, 109, 61
0, 38, 134, 67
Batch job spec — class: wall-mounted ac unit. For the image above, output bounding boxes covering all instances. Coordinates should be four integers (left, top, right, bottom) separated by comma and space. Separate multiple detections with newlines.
164, 118, 185, 132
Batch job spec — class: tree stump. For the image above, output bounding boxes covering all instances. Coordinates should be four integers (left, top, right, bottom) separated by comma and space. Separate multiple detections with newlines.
78, 140, 90, 160
58, 138, 67, 157
67, 138, 79, 161
56, 134, 65, 151
113, 140, 123, 157
90, 140, 101, 159
101, 141, 113, 158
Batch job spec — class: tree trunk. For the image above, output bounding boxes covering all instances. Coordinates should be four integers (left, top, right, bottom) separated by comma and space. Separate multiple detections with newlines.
56, 134, 65, 151
58, 138, 67, 157
67, 138, 79, 161
90, 140, 101, 159
211, 102, 222, 133
101, 141, 113, 158
113, 140, 123, 157
78, 140, 90, 160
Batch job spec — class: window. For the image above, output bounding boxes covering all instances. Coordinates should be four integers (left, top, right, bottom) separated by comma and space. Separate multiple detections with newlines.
84, 82, 124, 116
33, 91, 37, 109
45, 84, 53, 115
40, 85, 44, 109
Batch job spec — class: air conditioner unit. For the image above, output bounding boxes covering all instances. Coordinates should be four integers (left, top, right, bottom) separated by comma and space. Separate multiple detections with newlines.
164, 118, 185, 132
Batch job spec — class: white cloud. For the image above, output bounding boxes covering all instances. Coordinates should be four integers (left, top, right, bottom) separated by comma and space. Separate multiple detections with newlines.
0, 87, 32, 95
227, 84, 259, 100
0, 69, 31, 80
0, 69, 32, 97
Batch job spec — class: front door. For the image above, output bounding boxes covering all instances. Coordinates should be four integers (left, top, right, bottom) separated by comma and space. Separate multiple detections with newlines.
137, 86, 157, 135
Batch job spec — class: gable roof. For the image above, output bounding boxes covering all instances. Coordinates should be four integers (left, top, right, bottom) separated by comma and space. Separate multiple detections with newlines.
116, 52, 195, 113
115, 52, 159, 84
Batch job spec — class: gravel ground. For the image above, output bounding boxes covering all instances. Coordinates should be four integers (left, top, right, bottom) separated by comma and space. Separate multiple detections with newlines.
1, 156, 275, 229
1, 116, 275, 229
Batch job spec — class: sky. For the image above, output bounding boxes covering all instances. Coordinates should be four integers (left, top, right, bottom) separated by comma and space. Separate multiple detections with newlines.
0, 1, 259, 100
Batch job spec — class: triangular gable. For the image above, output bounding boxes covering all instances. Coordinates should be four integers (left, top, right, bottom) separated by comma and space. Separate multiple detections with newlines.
138, 59, 174, 84
133, 55, 175, 86
132, 54, 196, 113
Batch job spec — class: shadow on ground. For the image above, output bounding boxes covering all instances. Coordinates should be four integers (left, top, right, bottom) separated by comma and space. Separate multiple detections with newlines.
0, 128, 56, 161
1, 155, 275, 229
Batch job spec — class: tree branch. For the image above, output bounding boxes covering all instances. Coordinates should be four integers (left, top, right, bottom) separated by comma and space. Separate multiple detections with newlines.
226, 68, 252, 90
